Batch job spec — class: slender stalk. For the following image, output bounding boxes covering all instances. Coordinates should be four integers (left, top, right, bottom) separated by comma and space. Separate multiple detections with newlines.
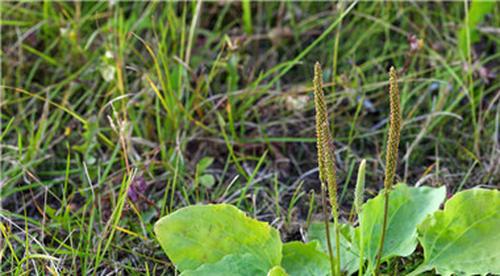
314, 62, 341, 275
332, 205, 341, 276
374, 67, 401, 275
358, 226, 364, 276
323, 122, 341, 276
321, 184, 336, 276
374, 190, 390, 274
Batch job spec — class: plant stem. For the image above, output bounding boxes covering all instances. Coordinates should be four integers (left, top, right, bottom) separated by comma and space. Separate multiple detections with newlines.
374, 189, 389, 275
374, 66, 401, 275
358, 220, 364, 276
321, 184, 336, 276
333, 207, 341, 276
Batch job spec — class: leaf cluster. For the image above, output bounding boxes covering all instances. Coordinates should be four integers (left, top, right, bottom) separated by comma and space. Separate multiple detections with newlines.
154, 187, 500, 275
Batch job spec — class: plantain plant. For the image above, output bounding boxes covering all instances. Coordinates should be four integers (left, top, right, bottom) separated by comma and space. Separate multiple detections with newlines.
154, 64, 500, 276
313, 62, 340, 276
374, 66, 401, 275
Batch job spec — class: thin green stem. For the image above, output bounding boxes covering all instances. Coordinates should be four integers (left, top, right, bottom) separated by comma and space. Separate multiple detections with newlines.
374, 189, 390, 275
358, 227, 364, 276
321, 184, 336, 276
333, 208, 341, 276
374, 67, 401, 275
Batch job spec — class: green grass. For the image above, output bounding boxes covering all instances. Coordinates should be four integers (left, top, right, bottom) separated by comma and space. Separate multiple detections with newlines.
1, 1, 499, 275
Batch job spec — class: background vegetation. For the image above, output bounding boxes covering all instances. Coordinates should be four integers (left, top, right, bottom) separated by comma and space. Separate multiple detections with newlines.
1, 1, 498, 274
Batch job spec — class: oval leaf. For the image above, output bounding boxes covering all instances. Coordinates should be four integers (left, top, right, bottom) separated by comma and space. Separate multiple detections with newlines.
180, 253, 267, 276
154, 204, 282, 272
416, 188, 500, 275
199, 174, 215, 188
281, 241, 330, 276
356, 183, 446, 269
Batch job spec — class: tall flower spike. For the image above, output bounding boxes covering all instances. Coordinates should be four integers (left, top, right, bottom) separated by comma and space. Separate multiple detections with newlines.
384, 66, 401, 190
354, 159, 366, 215
375, 66, 402, 275
314, 62, 340, 276
313, 62, 338, 204
322, 120, 337, 206
313, 62, 328, 184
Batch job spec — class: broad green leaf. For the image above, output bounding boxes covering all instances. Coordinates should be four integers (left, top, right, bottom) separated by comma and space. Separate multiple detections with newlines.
415, 188, 500, 275
307, 223, 359, 274
281, 241, 330, 276
180, 253, 267, 276
267, 265, 289, 276
154, 204, 282, 273
199, 174, 215, 188
356, 183, 446, 270
458, 0, 495, 56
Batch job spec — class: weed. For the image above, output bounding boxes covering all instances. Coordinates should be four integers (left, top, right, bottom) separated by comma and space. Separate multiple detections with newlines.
153, 66, 500, 276
1, 2, 498, 274
374, 66, 401, 274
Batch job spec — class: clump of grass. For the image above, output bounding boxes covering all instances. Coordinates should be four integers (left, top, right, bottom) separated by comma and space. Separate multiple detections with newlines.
375, 66, 402, 274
